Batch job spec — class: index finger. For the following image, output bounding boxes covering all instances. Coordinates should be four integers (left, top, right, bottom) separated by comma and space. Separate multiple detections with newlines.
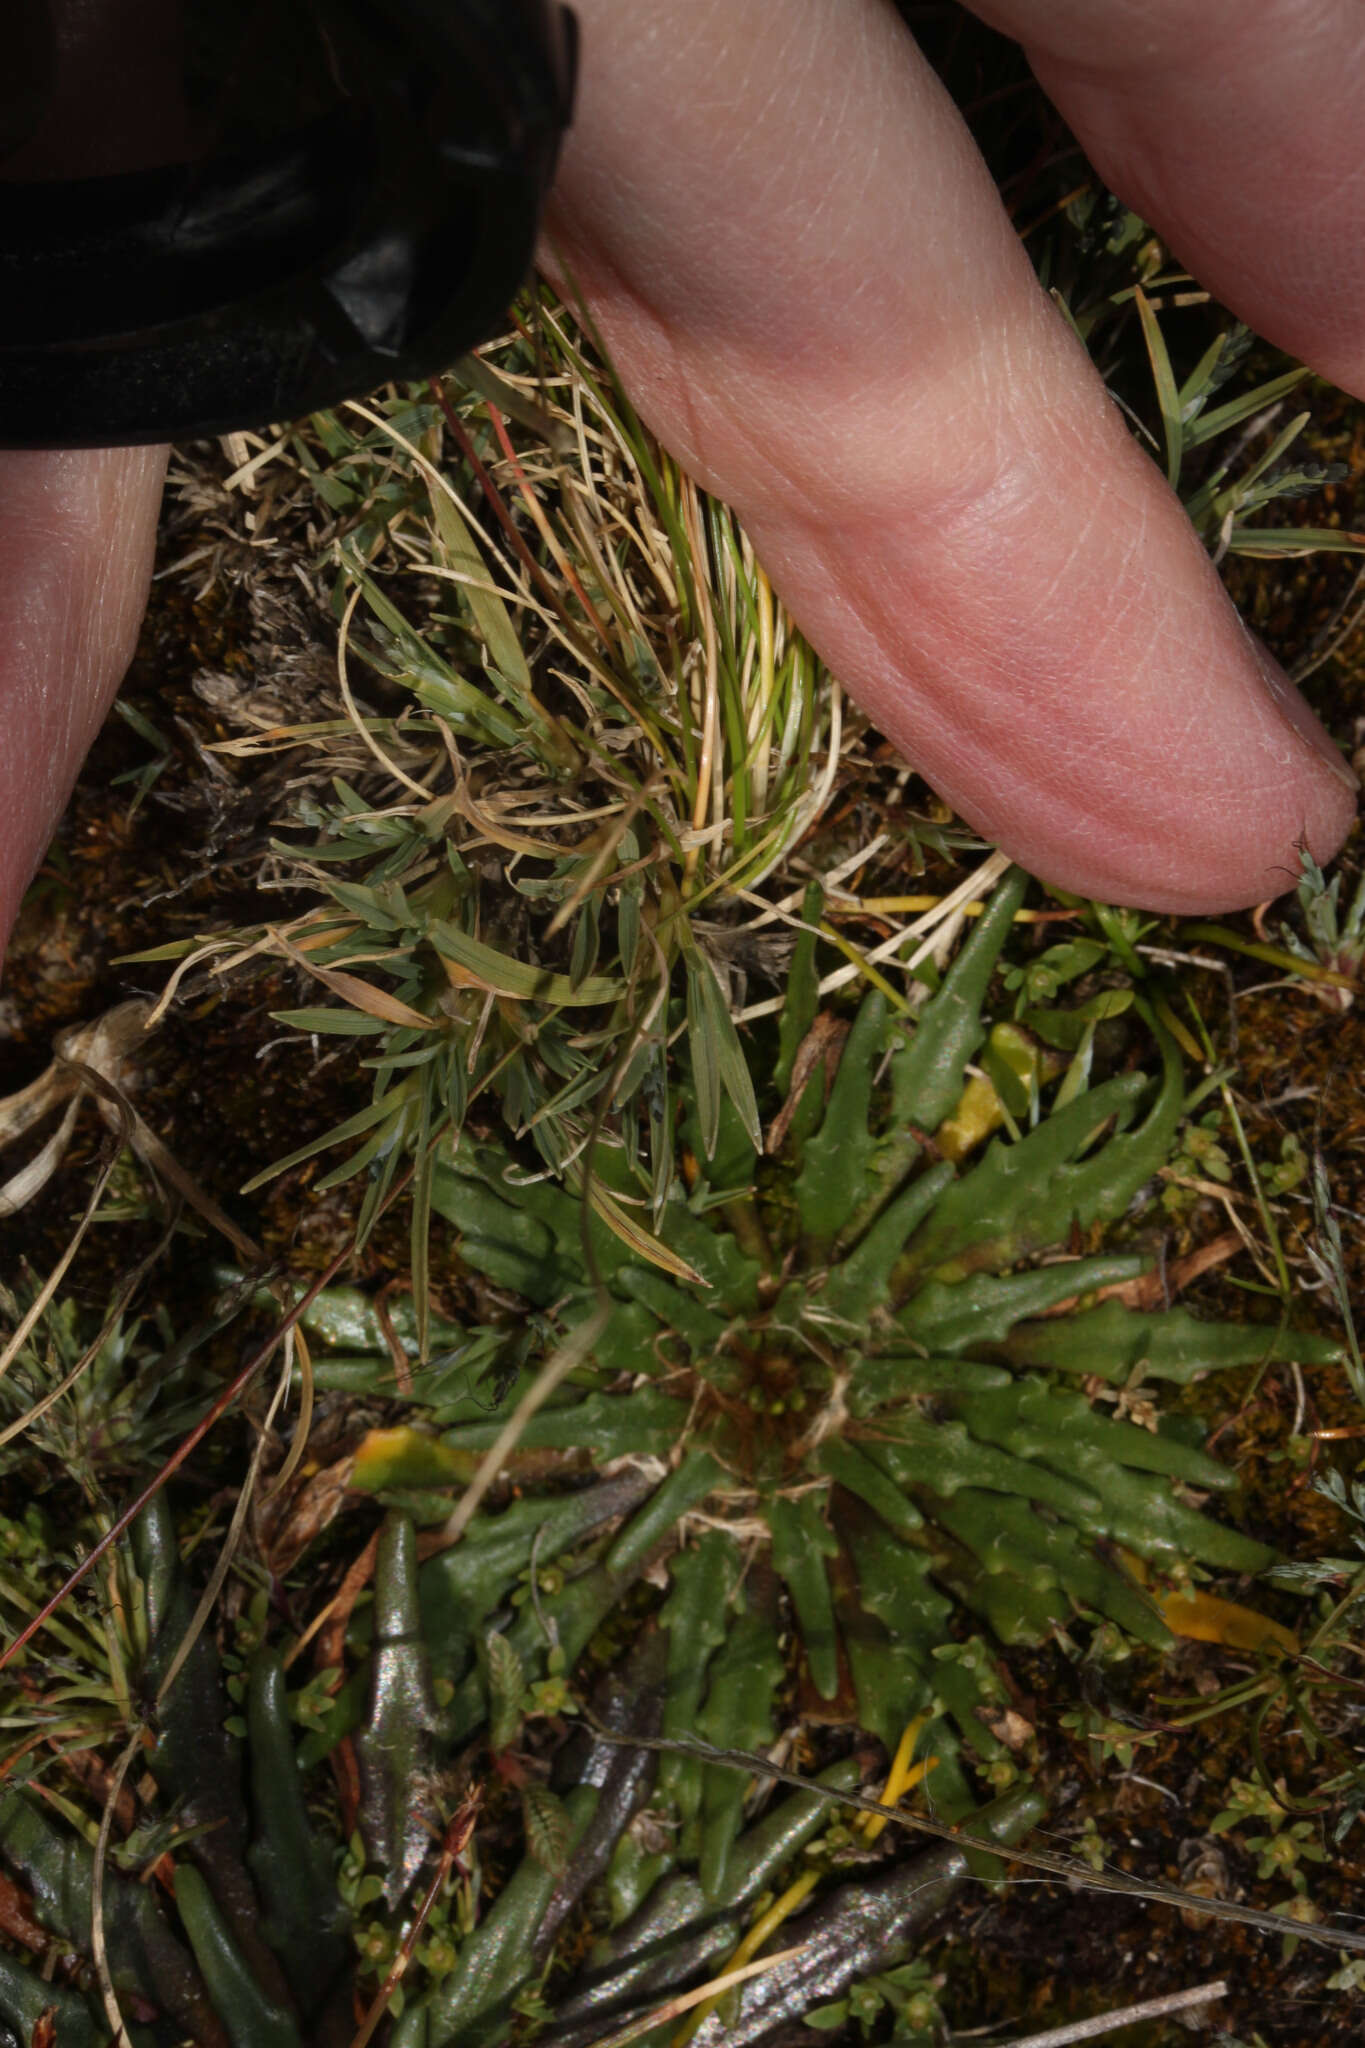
543, 0, 1356, 912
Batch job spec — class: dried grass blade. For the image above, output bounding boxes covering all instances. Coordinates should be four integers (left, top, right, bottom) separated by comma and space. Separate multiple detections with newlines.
268, 927, 436, 1030
0, 1098, 81, 1215
582, 1946, 808, 2048
0, 1115, 128, 1381
0, 1063, 70, 1149
91, 1728, 143, 2048
572, 1170, 706, 1285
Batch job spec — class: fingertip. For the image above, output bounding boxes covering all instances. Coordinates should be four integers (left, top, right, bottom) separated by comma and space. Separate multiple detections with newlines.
995, 672, 1358, 917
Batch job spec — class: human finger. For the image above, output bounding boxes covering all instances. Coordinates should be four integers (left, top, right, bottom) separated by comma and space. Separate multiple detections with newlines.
972, 0, 1365, 397
0, 447, 168, 963
542, 0, 1356, 912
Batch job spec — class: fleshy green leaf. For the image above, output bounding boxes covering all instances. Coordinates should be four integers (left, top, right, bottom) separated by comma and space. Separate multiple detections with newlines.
174, 1865, 304, 2048
769, 1493, 840, 1699
356, 1516, 441, 1907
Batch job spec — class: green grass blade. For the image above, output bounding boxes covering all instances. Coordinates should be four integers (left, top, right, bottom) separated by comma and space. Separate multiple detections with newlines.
1134, 289, 1183, 487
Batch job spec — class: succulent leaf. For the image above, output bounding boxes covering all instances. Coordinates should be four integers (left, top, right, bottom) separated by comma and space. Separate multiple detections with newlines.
15, 867, 1340, 2048
555, 1758, 865, 2047
1002, 1295, 1342, 1381
894, 1251, 1149, 1353
0, 1951, 106, 2048
687, 1785, 1046, 2048
887, 867, 1030, 1137
795, 990, 890, 1242
418, 1471, 654, 1687
769, 1492, 841, 1699
357, 1514, 442, 1907
893, 1030, 1181, 1284
658, 1529, 743, 1823
814, 1439, 924, 1539
947, 1379, 1236, 1491
173, 1865, 304, 2048
245, 1652, 351, 2013
773, 884, 823, 1099
371, 867, 1330, 1798
933, 1490, 1168, 1649
131, 1498, 301, 2020
818, 1159, 957, 1327
0, 1786, 226, 2048
401, 1785, 600, 2048
605, 1451, 724, 1576
695, 1573, 786, 1901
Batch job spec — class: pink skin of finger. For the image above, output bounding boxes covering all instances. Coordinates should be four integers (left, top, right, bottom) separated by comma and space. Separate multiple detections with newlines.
542, 0, 1357, 914
0, 447, 168, 956
976, 0, 1365, 397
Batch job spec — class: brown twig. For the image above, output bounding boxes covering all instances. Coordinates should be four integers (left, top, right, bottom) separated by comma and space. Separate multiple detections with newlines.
346, 1789, 482, 2048
983, 1978, 1228, 2048
0, 1869, 51, 1952
374, 1282, 414, 1395
581, 1720, 1365, 1958
1035, 1231, 1242, 1319
311, 1530, 382, 1677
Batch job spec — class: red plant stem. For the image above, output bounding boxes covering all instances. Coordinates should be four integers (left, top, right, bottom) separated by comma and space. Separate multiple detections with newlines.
347, 1793, 481, 2048
427, 377, 597, 670
481, 397, 601, 627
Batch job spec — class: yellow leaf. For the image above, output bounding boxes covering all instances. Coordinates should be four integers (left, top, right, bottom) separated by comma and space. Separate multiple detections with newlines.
352, 1426, 470, 1492
936, 1074, 1006, 1163
1155, 1587, 1298, 1656
306, 965, 437, 1030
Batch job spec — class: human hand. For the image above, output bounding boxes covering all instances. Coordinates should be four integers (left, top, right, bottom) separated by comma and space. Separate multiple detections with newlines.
2, 0, 1361, 971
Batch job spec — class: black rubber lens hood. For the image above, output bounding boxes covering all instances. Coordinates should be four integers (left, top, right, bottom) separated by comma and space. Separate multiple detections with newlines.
0, 0, 576, 446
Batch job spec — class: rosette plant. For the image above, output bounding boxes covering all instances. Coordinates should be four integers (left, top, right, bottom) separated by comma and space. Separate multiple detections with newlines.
350, 869, 1327, 1811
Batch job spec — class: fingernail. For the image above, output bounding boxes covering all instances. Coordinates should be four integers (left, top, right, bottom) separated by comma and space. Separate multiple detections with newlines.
1251, 634, 1359, 793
